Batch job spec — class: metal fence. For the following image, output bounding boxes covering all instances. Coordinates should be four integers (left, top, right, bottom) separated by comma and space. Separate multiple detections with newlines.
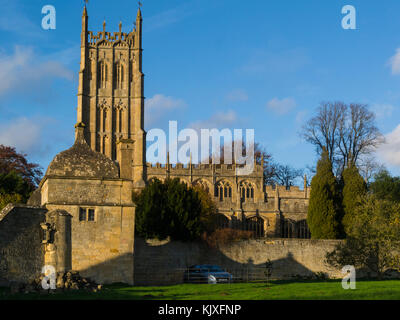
219, 217, 265, 238
134, 267, 273, 286
217, 217, 311, 239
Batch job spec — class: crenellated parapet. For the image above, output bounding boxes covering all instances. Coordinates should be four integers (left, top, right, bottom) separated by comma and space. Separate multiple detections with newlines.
265, 184, 310, 199
146, 162, 264, 174
87, 22, 135, 47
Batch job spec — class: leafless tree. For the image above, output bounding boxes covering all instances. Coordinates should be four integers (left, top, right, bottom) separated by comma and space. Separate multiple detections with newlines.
301, 101, 346, 165
210, 141, 277, 185
273, 164, 303, 188
357, 156, 386, 184
338, 103, 384, 169
300, 102, 384, 176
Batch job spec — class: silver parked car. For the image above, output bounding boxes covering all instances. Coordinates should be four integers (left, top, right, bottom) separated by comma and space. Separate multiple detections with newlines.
183, 265, 233, 284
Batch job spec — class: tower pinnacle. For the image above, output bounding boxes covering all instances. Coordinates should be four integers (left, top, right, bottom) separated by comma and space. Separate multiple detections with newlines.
137, 1, 142, 20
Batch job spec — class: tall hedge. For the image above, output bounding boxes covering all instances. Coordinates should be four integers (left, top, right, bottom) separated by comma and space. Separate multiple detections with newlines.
307, 149, 342, 239
342, 163, 367, 235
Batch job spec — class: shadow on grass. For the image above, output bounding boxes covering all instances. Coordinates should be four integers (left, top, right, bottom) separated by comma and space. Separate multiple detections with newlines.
2, 279, 400, 300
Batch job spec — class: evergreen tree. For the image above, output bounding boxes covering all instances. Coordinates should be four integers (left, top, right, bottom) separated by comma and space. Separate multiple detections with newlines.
133, 179, 170, 240
327, 195, 400, 279
0, 170, 32, 210
133, 178, 204, 241
369, 169, 400, 202
307, 148, 341, 239
342, 163, 367, 235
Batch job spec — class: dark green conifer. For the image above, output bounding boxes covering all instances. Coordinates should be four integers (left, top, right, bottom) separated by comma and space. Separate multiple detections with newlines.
342, 162, 367, 235
307, 148, 341, 239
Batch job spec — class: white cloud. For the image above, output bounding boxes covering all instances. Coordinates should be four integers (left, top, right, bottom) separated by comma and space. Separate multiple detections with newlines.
189, 110, 238, 131
145, 7, 189, 31
295, 84, 320, 97
0, 0, 43, 38
241, 48, 310, 74
295, 110, 307, 124
0, 46, 73, 97
144, 0, 205, 31
266, 97, 296, 115
0, 117, 43, 155
146, 94, 186, 110
370, 103, 395, 119
388, 48, 400, 75
377, 124, 400, 167
145, 94, 187, 128
226, 89, 248, 102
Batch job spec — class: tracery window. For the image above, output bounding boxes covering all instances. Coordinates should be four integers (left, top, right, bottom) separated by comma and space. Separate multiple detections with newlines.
214, 181, 232, 201
98, 61, 108, 89
239, 181, 255, 202
114, 61, 124, 89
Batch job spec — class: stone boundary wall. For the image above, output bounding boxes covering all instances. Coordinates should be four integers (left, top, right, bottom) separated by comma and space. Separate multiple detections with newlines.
0, 204, 47, 285
134, 238, 343, 285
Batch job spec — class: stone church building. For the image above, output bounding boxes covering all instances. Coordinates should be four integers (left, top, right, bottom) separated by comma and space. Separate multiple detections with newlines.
0, 7, 310, 285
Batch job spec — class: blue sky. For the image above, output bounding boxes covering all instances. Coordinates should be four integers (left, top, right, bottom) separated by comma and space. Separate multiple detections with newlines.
0, 0, 400, 178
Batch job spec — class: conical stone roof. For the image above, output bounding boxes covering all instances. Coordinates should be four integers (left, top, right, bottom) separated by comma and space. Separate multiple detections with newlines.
45, 123, 119, 179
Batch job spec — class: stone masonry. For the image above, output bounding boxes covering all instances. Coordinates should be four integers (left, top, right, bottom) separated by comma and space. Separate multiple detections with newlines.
0, 6, 315, 286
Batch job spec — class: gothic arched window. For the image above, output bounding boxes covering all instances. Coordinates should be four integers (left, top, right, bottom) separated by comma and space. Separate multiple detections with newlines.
215, 181, 232, 201
98, 61, 108, 89
114, 61, 124, 89
193, 179, 211, 193
239, 181, 255, 202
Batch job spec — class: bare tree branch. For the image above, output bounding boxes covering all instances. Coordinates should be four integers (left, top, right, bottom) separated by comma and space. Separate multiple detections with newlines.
273, 164, 303, 187
300, 102, 383, 176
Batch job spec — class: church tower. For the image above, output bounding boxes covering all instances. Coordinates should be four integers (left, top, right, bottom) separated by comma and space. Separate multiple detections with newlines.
77, 6, 146, 188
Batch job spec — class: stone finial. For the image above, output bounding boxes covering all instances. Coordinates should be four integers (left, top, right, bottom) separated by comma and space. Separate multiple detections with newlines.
119, 21, 122, 33
304, 174, 308, 199
74, 122, 86, 144
274, 184, 280, 212
136, 7, 142, 36
83, 5, 88, 17
102, 20, 106, 32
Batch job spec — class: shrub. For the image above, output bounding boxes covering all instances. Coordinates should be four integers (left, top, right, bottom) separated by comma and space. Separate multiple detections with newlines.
369, 169, 400, 202
133, 178, 205, 241
0, 171, 32, 210
326, 195, 400, 279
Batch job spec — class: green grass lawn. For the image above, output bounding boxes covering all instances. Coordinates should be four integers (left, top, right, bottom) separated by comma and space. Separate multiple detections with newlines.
1, 280, 400, 300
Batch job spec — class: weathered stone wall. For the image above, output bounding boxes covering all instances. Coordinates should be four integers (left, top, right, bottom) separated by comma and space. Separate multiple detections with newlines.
42, 177, 136, 285
134, 238, 343, 285
0, 204, 47, 285
41, 177, 133, 207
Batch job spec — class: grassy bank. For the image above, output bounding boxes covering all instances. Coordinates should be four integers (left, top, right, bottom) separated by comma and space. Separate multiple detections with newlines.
1, 280, 400, 300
